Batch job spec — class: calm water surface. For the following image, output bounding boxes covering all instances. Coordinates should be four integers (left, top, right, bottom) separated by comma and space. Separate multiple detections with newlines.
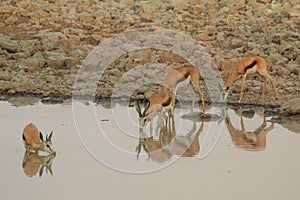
0, 99, 299, 200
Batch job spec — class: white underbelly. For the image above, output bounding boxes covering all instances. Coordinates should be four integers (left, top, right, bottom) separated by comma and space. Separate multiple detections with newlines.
246, 65, 257, 75
163, 102, 172, 113
175, 76, 191, 93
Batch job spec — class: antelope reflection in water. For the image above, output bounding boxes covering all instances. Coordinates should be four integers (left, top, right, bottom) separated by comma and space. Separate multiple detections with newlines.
22, 151, 56, 177
225, 107, 274, 151
136, 117, 204, 162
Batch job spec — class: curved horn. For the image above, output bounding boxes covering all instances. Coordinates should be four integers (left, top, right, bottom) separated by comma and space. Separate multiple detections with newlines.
135, 100, 142, 117
49, 131, 53, 141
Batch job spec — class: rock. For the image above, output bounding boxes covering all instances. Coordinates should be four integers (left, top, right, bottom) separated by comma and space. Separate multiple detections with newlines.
46, 75, 56, 83
10, 82, 38, 93
34, 32, 67, 51
19, 57, 45, 71
280, 98, 300, 115
276, 67, 290, 76
0, 0, 298, 105
7, 89, 15, 95
41, 96, 63, 104
0, 71, 11, 81
8, 96, 40, 106
170, 0, 190, 10
47, 55, 66, 69
0, 56, 15, 68
271, 3, 283, 12
18, 40, 41, 54
288, 64, 299, 75
263, 9, 273, 17
119, 0, 135, 8
0, 37, 18, 53
280, 45, 298, 60
9, 52, 30, 60
288, 5, 300, 17
231, 39, 243, 48
281, 115, 300, 133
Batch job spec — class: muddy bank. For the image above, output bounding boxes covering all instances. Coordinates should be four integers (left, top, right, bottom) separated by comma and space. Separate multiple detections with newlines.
0, 0, 299, 111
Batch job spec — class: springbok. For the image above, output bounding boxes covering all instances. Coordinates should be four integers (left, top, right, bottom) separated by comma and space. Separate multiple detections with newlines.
162, 65, 206, 113
22, 123, 55, 154
223, 56, 278, 103
136, 91, 175, 135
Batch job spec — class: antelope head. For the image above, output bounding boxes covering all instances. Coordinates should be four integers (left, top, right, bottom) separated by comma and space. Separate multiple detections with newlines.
39, 131, 55, 154
135, 100, 155, 128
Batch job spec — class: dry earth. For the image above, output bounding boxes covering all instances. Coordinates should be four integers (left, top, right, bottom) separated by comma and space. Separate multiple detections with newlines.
0, 0, 299, 114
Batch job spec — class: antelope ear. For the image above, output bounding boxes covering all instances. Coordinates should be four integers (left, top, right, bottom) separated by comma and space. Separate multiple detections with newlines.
48, 131, 53, 141
39, 132, 44, 142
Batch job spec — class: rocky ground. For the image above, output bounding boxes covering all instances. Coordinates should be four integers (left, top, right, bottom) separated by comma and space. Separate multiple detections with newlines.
0, 0, 299, 114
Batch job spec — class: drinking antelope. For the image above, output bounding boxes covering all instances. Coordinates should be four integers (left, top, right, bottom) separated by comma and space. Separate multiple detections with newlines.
223, 56, 278, 103
162, 65, 206, 113
22, 123, 55, 154
136, 91, 175, 135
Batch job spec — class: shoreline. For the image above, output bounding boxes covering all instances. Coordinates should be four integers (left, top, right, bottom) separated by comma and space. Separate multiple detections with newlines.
0, 92, 282, 110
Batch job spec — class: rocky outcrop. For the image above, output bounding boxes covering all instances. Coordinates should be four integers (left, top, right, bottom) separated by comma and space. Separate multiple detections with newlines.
280, 98, 300, 115
0, 0, 299, 106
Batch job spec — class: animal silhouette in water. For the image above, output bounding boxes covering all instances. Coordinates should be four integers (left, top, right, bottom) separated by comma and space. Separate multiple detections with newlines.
136, 118, 204, 162
22, 151, 56, 177
225, 108, 274, 150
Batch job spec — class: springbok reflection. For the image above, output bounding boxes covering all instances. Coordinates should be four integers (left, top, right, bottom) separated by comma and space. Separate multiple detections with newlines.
136, 127, 174, 162
22, 151, 56, 177
225, 107, 274, 151
172, 121, 204, 157
136, 116, 204, 162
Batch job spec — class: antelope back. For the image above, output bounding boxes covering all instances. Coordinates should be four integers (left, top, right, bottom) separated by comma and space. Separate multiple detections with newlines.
22, 123, 41, 146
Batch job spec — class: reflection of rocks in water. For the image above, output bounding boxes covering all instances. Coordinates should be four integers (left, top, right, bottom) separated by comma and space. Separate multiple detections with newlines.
237, 109, 255, 118
8, 96, 40, 106
41, 96, 64, 104
96, 99, 116, 109
22, 151, 56, 177
181, 112, 222, 122
271, 115, 300, 134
